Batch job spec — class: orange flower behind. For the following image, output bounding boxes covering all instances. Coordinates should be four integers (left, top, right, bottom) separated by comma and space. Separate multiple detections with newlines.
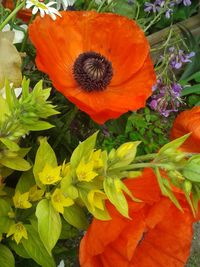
28, 11, 156, 124
170, 106, 200, 153
79, 169, 195, 267
3, 0, 32, 22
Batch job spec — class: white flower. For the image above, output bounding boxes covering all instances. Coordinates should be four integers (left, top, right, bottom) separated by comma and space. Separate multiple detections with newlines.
57, 0, 76, 10
25, 0, 61, 20
2, 24, 28, 44
57, 260, 65, 267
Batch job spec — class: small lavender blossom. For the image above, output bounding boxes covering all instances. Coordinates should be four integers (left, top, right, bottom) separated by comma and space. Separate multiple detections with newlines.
149, 80, 183, 117
183, 0, 191, 6
169, 47, 195, 70
165, 8, 173, 18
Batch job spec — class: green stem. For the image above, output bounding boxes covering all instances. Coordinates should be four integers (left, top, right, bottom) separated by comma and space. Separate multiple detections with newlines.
87, 0, 95, 10
0, 1, 25, 31
97, 0, 107, 12
150, 27, 173, 52
11, 0, 21, 26
109, 162, 174, 172
134, 153, 157, 162
20, 14, 35, 52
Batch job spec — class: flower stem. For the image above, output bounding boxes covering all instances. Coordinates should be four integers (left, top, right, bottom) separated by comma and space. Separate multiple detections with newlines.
0, 1, 25, 31
97, 0, 107, 12
134, 153, 157, 162
109, 162, 174, 172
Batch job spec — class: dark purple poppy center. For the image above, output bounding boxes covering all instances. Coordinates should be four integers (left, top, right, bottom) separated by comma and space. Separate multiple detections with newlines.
73, 51, 113, 92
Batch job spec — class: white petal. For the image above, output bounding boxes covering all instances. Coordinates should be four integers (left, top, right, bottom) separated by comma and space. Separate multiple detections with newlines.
13, 30, 25, 44
39, 8, 45, 17
57, 260, 65, 267
32, 6, 38, 14
2, 24, 11, 32
14, 87, 22, 98
25, 3, 33, 9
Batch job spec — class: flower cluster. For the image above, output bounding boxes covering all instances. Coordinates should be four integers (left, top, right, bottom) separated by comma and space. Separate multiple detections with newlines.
169, 47, 195, 69
149, 45, 195, 116
144, 0, 192, 18
149, 79, 183, 117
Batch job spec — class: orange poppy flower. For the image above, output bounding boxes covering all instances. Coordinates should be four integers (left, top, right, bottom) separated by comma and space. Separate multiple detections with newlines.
170, 106, 200, 153
28, 11, 156, 124
79, 168, 195, 267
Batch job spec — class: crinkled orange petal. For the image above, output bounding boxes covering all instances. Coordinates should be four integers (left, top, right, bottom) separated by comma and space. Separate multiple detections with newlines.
29, 11, 156, 124
131, 204, 193, 267
124, 168, 161, 203
170, 107, 200, 153
79, 169, 195, 267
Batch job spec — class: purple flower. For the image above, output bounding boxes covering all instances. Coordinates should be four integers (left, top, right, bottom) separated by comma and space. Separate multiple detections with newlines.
165, 8, 173, 18
144, 2, 158, 12
149, 80, 183, 116
183, 0, 191, 6
169, 47, 195, 69
171, 83, 183, 97
150, 99, 158, 109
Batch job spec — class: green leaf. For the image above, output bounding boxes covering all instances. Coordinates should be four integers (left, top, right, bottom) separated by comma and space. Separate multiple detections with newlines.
0, 244, 15, 267
155, 168, 182, 211
181, 84, 200, 96
16, 171, 35, 193
36, 199, 61, 255
70, 132, 98, 168
28, 121, 54, 131
183, 155, 200, 182
33, 137, 57, 188
0, 156, 31, 171
113, 0, 137, 18
103, 177, 129, 218
0, 199, 14, 233
63, 204, 89, 230
22, 225, 56, 267
158, 134, 190, 156
0, 138, 20, 151
9, 241, 30, 259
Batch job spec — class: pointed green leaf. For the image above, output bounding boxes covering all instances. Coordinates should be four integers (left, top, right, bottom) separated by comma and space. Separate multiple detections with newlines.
158, 134, 190, 155
70, 132, 98, 168
0, 156, 31, 171
33, 137, 57, 188
0, 199, 14, 233
63, 204, 89, 230
104, 177, 129, 218
22, 225, 56, 267
0, 138, 20, 151
36, 199, 61, 255
16, 171, 35, 193
0, 244, 14, 267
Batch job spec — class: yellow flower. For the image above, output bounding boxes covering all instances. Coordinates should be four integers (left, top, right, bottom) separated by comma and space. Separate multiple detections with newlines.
7, 222, 28, 244
38, 164, 61, 185
51, 188, 74, 214
76, 159, 98, 182
13, 191, 32, 209
61, 162, 71, 177
29, 185, 44, 201
90, 150, 103, 169
87, 190, 107, 212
